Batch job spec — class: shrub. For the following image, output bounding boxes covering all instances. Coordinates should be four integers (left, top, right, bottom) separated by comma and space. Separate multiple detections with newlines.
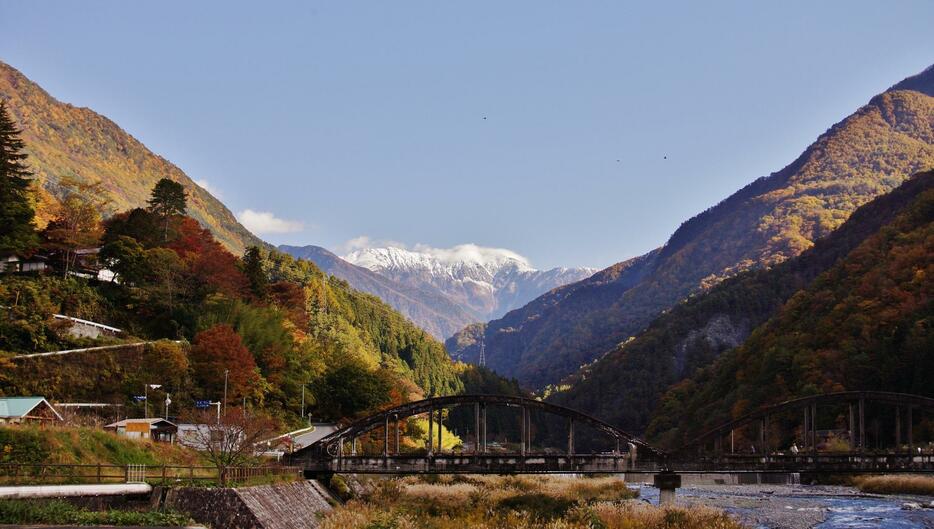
853, 475, 934, 496
0, 499, 192, 526
497, 493, 575, 519
330, 474, 353, 501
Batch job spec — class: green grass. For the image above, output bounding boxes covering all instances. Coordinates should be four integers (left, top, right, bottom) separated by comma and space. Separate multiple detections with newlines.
0, 499, 193, 526
1, 425, 202, 466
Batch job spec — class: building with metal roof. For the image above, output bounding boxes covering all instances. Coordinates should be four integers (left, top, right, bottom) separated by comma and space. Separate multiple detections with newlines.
104, 418, 177, 442
0, 397, 63, 423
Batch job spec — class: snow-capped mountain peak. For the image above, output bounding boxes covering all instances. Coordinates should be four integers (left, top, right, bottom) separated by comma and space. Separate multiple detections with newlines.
343, 244, 595, 322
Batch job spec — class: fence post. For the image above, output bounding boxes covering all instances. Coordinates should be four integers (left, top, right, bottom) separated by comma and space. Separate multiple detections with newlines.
97, 463, 102, 483
161, 465, 167, 484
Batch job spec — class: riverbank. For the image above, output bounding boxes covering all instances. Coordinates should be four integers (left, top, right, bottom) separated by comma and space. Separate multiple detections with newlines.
640, 482, 934, 529
319, 474, 747, 529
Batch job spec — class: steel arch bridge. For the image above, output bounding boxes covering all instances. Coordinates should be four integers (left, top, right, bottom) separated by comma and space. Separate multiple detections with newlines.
292, 394, 666, 474
672, 391, 934, 472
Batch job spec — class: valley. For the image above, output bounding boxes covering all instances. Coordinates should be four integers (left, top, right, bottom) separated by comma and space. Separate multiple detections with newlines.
1, 5, 933, 527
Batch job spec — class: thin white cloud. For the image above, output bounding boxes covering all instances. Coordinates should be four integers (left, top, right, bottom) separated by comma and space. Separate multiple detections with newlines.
238, 209, 304, 234
337, 235, 409, 254
194, 179, 221, 197
414, 243, 533, 270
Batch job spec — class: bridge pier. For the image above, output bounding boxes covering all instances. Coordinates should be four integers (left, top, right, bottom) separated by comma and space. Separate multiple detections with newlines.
859, 396, 866, 454
896, 406, 902, 448
394, 414, 400, 455
520, 406, 526, 456
427, 407, 434, 457
567, 418, 574, 456
474, 402, 480, 455
437, 407, 443, 452
653, 471, 681, 505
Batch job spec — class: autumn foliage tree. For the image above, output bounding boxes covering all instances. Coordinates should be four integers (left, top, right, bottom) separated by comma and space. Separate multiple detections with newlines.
168, 217, 248, 299
191, 324, 262, 403
42, 179, 105, 276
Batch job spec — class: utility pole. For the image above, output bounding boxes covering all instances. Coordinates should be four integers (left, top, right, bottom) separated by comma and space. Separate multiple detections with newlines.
164, 393, 171, 420
223, 369, 229, 417
144, 383, 162, 419
301, 385, 306, 423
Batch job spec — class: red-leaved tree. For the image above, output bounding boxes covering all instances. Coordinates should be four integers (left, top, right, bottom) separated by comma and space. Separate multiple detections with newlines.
191, 324, 261, 402
169, 217, 248, 299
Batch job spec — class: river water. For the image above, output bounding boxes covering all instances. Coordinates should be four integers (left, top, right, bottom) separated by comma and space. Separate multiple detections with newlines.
634, 483, 934, 528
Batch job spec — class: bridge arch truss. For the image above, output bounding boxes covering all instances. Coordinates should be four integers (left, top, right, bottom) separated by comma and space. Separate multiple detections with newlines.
295, 394, 664, 474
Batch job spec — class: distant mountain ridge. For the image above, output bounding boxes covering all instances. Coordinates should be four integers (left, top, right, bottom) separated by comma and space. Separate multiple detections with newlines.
0, 60, 262, 255
343, 245, 596, 324
280, 244, 595, 339
448, 63, 934, 388
279, 244, 478, 339
646, 170, 934, 447
550, 170, 934, 439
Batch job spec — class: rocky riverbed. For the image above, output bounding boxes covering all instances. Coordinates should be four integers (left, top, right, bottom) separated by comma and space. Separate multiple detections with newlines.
635, 483, 934, 529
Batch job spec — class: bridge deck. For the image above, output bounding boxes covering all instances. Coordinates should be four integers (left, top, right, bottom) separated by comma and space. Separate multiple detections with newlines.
302, 453, 657, 474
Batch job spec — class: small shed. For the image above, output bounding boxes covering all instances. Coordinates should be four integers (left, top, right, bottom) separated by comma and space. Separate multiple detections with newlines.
105, 418, 178, 442
0, 397, 64, 424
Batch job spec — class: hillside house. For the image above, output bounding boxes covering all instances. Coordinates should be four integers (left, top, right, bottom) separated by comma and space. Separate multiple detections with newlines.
0, 397, 63, 424
105, 418, 178, 442
0, 253, 49, 274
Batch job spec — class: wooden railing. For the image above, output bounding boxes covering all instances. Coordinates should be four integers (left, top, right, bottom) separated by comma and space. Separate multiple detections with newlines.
0, 463, 302, 485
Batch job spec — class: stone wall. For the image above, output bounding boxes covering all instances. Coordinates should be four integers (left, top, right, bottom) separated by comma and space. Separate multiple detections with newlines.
165, 480, 334, 529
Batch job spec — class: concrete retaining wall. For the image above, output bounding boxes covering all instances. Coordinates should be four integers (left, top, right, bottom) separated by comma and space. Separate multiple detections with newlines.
165, 480, 334, 529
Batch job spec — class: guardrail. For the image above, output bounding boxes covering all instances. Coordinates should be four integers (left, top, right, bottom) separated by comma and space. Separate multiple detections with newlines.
0, 463, 302, 486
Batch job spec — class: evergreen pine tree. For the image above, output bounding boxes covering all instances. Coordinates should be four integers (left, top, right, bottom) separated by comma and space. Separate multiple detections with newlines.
242, 246, 269, 298
147, 178, 187, 241
0, 100, 38, 257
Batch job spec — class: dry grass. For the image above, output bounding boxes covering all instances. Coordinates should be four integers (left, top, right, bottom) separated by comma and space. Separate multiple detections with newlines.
320, 474, 748, 529
853, 475, 934, 496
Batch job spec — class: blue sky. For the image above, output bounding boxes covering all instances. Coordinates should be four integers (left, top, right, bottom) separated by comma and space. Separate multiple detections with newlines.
1, 1, 932, 269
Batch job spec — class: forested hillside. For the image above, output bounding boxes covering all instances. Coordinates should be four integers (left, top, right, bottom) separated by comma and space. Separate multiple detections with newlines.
449, 64, 934, 389
0, 96, 462, 426
0, 60, 262, 255
280, 244, 477, 339
647, 173, 934, 447
551, 171, 934, 436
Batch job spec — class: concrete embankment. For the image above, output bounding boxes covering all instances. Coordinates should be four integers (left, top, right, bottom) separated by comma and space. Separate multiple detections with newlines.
165, 480, 335, 529
0, 480, 336, 529
0, 483, 152, 499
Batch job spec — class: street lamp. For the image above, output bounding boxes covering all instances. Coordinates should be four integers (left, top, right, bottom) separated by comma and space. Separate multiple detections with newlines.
223, 369, 229, 416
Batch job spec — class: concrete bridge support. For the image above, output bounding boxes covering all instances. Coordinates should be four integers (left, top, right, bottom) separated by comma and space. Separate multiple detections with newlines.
653, 472, 681, 506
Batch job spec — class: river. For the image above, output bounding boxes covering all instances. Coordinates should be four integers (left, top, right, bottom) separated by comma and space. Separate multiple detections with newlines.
634, 483, 934, 528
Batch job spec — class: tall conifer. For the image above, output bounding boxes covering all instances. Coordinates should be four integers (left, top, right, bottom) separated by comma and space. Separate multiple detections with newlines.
0, 100, 38, 256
